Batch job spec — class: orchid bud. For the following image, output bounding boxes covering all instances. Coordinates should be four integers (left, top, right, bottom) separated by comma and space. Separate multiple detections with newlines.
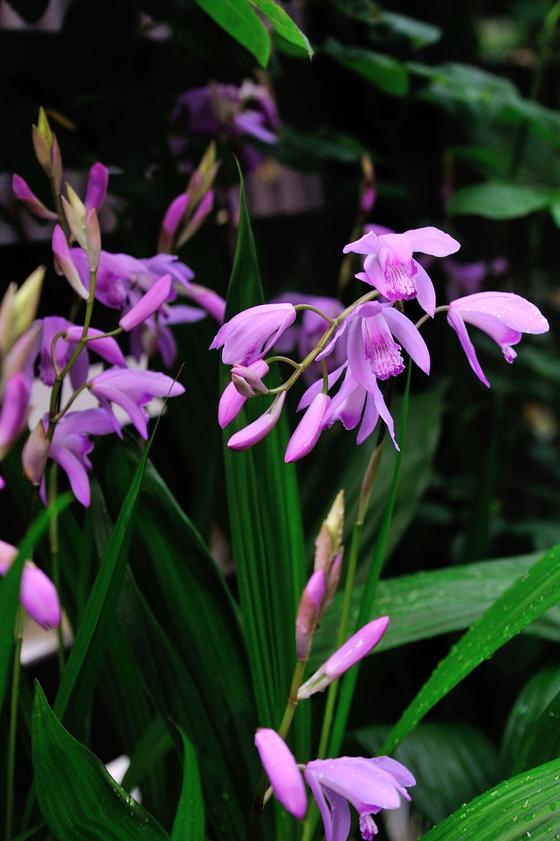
85, 162, 109, 211
295, 569, 326, 660
158, 192, 188, 252
187, 283, 225, 323
0, 374, 31, 459
314, 490, 344, 576
0, 283, 16, 356
51, 136, 63, 192
254, 729, 307, 819
227, 392, 286, 451
285, 393, 329, 463
297, 617, 389, 700
22, 421, 50, 486
218, 360, 269, 428
231, 363, 268, 397
119, 274, 172, 331
12, 175, 58, 221
2, 323, 41, 386
32, 125, 52, 175
86, 208, 101, 272
13, 266, 45, 339
321, 552, 343, 619
62, 190, 88, 250
37, 107, 53, 149
0, 540, 61, 629
52, 225, 89, 299
176, 189, 214, 246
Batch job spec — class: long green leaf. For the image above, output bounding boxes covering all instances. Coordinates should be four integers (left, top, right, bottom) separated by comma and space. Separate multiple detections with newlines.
194, 0, 270, 66
32, 683, 169, 841
507, 665, 560, 774
221, 168, 307, 739
54, 439, 151, 727
324, 38, 409, 95
0, 494, 71, 711
419, 757, 560, 840
383, 543, 560, 753
250, 0, 312, 58
501, 665, 560, 775
171, 729, 205, 841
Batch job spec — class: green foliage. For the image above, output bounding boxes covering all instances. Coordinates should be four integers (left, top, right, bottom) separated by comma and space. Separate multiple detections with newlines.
324, 38, 409, 96
448, 182, 551, 219
171, 729, 205, 841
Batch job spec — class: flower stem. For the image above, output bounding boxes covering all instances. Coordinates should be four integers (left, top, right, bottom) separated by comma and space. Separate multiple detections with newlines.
5, 605, 24, 841
293, 303, 335, 325
48, 463, 65, 675
277, 658, 307, 741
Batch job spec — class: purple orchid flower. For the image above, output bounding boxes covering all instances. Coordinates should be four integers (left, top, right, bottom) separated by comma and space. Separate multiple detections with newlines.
36, 317, 126, 389
0, 373, 31, 460
304, 755, 415, 841
447, 291, 549, 387
218, 360, 269, 428
344, 226, 460, 315
0, 539, 61, 629
119, 274, 173, 332
285, 392, 330, 463
89, 367, 185, 440
211, 303, 297, 366
255, 729, 307, 819
84, 162, 109, 212
227, 393, 286, 451
12, 174, 58, 221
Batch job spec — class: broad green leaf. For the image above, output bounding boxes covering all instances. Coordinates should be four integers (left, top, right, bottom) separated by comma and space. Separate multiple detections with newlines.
448, 182, 550, 220
194, 0, 270, 67
54, 438, 151, 728
382, 543, 560, 754
32, 684, 169, 840
324, 38, 409, 96
356, 723, 498, 825
250, 0, 312, 58
379, 12, 441, 48
502, 665, 560, 775
0, 495, 71, 711
221, 168, 307, 742
312, 552, 557, 668
419, 757, 560, 840
171, 729, 205, 841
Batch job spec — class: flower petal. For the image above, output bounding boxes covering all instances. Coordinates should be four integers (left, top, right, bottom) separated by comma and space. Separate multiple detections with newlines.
382, 308, 430, 375
227, 393, 285, 450
403, 226, 460, 257
447, 308, 490, 388
285, 393, 329, 462
412, 260, 436, 317
254, 729, 307, 820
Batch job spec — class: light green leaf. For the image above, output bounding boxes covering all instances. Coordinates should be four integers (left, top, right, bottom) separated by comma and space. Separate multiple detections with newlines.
324, 37, 409, 96
379, 12, 441, 48
382, 543, 560, 754
171, 729, 205, 841
419, 757, 560, 840
32, 684, 169, 841
194, 0, 270, 66
448, 182, 550, 219
356, 723, 498, 825
250, 0, 312, 57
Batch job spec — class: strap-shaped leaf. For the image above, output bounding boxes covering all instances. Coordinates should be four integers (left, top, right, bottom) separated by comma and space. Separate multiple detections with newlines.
171, 729, 205, 841
194, 0, 270, 66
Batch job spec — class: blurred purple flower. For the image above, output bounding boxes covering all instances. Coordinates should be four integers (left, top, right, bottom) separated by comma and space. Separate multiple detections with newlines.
12, 174, 58, 221
447, 291, 549, 387
84, 162, 109, 211
0, 373, 31, 459
0, 540, 61, 629
254, 729, 307, 819
304, 754, 415, 841
36, 317, 126, 388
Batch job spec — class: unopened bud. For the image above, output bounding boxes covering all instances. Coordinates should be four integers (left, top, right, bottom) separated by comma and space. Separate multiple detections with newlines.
1, 323, 41, 386
37, 107, 53, 149
22, 421, 50, 486
51, 136, 63, 192
295, 569, 326, 660
321, 551, 343, 619
0, 374, 31, 459
61, 194, 87, 250
32, 124, 52, 176
314, 490, 344, 575
12, 175, 58, 221
231, 363, 268, 397
0, 284, 17, 355
86, 208, 101, 272
13, 266, 45, 338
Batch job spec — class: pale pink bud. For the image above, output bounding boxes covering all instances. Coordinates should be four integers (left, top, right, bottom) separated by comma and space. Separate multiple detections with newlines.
51, 136, 63, 192
86, 208, 101, 272
295, 569, 326, 660
12, 175, 58, 221
52, 225, 89, 299
321, 552, 343, 618
254, 729, 307, 819
158, 192, 188, 252
285, 393, 329, 463
313, 490, 345, 575
22, 421, 50, 486
227, 393, 286, 451
0, 374, 31, 459
187, 283, 226, 324
218, 360, 269, 428
231, 363, 268, 397
85, 162, 109, 211
0, 540, 60, 629
297, 617, 389, 700
178, 189, 214, 244
119, 274, 172, 331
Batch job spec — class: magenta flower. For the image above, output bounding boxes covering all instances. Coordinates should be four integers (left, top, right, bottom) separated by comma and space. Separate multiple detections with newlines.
344, 226, 460, 315
304, 755, 415, 841
119, 274, 172, 332
89, 368, 185, 440
84, 162, 109, 211
285, 392, 330, 463
447, 291, 549, 387
211, 304, 297, 366
218, 360, 269, 428
0, 373, 31, 459
227, 393, 285, 451
254, 729, 307, 819
298, 617, 389, 700
12, 174, 58, 221
0, 539, 61, 629
295, 569, 326, 659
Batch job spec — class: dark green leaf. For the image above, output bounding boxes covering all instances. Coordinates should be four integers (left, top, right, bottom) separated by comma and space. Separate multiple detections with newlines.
502, 665, 560, 775
32, 683, 169, 841
383, 543, 560, 753
194, 0, 271, 67
324, 38, 409, 96
250, 0, 312, 58
448, 182, 550, 220
419, 757, 560, 840
379, 12, 441, 48
171, 729, 205, 841
356, 723, 498, 824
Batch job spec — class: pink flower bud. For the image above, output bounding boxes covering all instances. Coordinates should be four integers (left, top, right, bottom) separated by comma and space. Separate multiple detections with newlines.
86, 209, 101, 272
187, 283, 226, 324
32, 124, 51, 175
295, 570, 326, 660
297, 617, 389, 700
52, 225, 89, 299
12, 175, 58, 221
285, 393, 329, 463
158, 192, 188, 252
22, 421, 50, 486
179, 189, 214, 244
227, 393, 285, 451
218, 361, 269, 428
254, 729, 307, 820
321, 552, 343, 618
0, 374, 31, 459
0, 540, 60, 629
85, 162, 109, 211
231, 364, 268, 397
120, 274, 172, 331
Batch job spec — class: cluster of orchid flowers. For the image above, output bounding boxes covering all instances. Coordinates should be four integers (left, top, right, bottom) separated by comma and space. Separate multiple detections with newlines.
252, 495, 415, 841
213, 226, 549, 459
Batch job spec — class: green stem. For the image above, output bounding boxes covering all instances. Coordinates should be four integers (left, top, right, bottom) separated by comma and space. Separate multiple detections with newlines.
293, 303, 335, 325
6, 605, 24, 841
48, 463, 65, 675
277, 659, 307, 741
